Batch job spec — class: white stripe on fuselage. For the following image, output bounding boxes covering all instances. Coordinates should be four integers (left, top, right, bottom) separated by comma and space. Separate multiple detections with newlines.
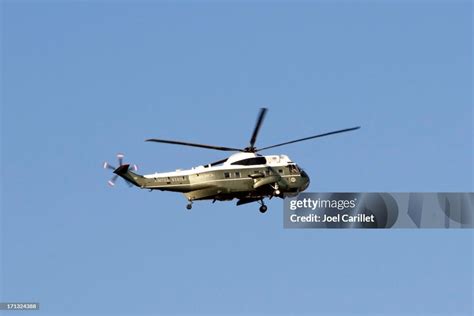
145, 174, 300, 188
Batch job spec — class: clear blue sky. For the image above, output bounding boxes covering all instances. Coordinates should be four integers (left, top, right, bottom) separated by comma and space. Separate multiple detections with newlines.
1, 1, 472, 315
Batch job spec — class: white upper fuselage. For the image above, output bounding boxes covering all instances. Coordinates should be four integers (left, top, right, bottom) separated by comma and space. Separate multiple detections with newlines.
144, 152, 294, 178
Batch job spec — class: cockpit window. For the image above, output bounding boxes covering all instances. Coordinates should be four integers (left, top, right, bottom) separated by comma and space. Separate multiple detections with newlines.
230, 157, 267, 166
289, 164, 300, 175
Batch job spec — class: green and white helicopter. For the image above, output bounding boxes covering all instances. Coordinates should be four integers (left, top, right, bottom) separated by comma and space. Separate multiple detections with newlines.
104, 108, 359, 213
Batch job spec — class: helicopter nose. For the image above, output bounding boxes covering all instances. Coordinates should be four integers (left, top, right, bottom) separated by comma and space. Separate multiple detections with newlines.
300, 170, 310, 190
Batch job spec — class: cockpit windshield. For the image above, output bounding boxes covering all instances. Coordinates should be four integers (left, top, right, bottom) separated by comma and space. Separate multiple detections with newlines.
289, 164, 302, 175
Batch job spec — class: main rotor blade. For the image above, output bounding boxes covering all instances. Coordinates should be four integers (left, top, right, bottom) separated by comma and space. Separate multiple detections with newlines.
146, 139, 243, 152
249, 108, 268, 149
256, 126, 361, 152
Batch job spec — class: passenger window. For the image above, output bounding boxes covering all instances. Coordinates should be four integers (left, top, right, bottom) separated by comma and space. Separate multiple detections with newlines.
278, 169, 283, 174
235, 172, 240, 177
224, 172, 230, 178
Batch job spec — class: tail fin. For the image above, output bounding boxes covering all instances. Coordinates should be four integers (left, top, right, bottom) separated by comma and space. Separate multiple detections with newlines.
113, 164, 147, 188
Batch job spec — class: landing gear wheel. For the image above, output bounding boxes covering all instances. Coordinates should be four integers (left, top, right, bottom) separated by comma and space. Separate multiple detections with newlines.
259, 205, 268, 213
271, 183, 281, 196
186, 203, 193, 210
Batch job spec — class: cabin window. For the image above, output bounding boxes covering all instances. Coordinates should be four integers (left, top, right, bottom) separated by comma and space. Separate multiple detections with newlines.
278, 169, 283, 174
224, 172, 230, 178
230, 157, 267, 166
235, 172, 241, 178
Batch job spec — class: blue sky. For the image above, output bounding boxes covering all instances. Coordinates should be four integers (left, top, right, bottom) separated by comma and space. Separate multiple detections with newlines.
1, 1, 472, 315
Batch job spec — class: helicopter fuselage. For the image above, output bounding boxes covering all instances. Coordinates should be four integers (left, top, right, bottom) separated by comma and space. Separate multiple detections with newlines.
115, 152, 310, 204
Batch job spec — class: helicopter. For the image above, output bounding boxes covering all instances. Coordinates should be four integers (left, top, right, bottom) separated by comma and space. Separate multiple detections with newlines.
103, 108, 360, 213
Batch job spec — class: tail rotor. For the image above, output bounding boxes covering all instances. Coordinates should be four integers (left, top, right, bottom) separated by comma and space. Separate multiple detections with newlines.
103, 153, 138, 187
